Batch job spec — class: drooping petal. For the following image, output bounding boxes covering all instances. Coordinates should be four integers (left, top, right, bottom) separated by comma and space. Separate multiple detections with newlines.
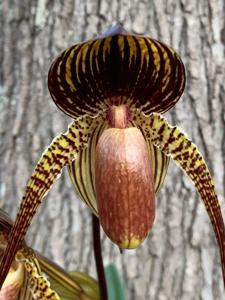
69, 119, 169, 216
0, 113, 104, 288
138, 111, 225, 285
48, 24, 185, 119
0, 209, 96, 299
16, 250, 59, 300
17, 258, 39, 300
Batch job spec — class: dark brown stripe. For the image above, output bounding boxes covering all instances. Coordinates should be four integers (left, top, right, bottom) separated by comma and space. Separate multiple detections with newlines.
48, 29, 185, 118
78, 149, 94, 209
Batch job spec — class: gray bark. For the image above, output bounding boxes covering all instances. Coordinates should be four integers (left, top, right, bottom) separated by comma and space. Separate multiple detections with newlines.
1, 0, 225, 299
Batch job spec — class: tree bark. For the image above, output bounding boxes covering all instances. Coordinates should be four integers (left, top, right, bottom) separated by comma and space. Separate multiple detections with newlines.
1, 0, 225, 299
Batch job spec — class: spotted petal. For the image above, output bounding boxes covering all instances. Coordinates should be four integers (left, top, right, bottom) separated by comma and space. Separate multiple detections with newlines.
137, 112, 225, 285
0, 210, 58, 299
0, 113, 104, 288
0, 209, 97, 299
16, 250, 60, 300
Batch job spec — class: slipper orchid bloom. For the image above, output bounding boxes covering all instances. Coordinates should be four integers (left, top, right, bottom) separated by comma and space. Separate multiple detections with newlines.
0, 23, 225, 290
0, 209, 99, 300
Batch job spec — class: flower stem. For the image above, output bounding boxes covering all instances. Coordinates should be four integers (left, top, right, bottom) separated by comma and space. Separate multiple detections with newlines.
92, 214, 108, 300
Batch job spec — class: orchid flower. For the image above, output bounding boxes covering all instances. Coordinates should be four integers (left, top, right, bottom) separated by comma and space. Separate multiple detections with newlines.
0, 23, 225, 291
0, 209, 99, 300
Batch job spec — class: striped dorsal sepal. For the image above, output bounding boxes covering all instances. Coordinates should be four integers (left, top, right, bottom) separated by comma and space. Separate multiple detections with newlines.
0, 113, 104, 288
48, 24, 185, 119
138, 112, 225, 284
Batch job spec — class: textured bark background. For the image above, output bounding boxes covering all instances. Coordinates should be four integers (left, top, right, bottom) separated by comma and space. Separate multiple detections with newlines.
1, 0, 225, 299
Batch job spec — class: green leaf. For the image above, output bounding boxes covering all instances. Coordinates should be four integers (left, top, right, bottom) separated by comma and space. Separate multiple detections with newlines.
105, 264, 127, 300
